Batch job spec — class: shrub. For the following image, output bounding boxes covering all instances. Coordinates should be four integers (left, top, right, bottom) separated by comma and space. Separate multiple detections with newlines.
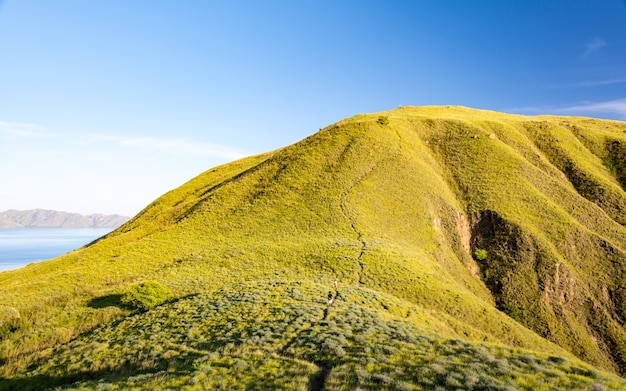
472, 249, 488, 261
121, 281, 172, 310
0, 306, 21, 339
372, 373, 393, 385
377, 116, 390, 126
547, 355, 568, 365
498, 303, 522, 320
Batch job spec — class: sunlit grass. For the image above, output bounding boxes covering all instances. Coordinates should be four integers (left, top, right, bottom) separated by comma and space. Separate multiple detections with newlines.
3, 280, 623, 390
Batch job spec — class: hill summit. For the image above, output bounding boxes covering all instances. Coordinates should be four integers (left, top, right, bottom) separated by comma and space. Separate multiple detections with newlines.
1, 106, 626, 390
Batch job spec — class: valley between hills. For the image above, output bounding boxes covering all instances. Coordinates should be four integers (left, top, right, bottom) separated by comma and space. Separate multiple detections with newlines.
1, 106, 626, 390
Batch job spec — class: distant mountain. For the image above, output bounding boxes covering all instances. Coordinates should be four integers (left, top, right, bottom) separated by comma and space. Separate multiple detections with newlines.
0, 209, 129, 228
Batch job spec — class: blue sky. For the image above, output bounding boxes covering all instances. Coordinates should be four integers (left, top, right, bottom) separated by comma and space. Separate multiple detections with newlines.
1, 1, 625, 216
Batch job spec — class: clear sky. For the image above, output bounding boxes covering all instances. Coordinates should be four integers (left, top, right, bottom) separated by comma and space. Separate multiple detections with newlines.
1, 1, 625, 216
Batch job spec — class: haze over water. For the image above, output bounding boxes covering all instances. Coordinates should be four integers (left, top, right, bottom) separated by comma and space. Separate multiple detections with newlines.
0, 228, 113, 272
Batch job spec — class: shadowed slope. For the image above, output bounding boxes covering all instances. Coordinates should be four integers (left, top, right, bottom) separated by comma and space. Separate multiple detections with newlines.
400, 107, 626, 372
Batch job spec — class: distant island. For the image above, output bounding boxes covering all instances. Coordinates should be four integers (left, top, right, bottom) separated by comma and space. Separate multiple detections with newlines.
0, 209, 130, 228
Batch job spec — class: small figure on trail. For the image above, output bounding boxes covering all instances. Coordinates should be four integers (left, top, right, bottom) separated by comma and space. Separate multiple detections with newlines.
327, 291, 334, 305
334, 279, 338, 291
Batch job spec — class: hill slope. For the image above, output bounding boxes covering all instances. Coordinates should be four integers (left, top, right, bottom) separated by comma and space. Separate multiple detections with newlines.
1, 106, 625, 389
0, 209, 129, 228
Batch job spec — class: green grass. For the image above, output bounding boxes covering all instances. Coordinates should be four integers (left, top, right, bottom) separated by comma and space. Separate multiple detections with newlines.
1, 105, 626, 389
119, 281, 172, 310
3, 280, 623, 390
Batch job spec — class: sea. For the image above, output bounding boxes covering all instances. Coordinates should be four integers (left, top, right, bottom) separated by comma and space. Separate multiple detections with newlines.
0, 228, 114, 272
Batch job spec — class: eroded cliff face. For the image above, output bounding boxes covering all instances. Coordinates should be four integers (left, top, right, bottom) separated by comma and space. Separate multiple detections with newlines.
468, 209, 626, 373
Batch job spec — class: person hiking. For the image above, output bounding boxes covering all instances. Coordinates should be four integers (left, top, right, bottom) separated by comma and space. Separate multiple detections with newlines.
327, 291, 334, 305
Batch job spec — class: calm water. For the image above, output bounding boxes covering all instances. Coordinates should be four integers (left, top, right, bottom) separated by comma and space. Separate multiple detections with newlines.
0, 228, 113, 272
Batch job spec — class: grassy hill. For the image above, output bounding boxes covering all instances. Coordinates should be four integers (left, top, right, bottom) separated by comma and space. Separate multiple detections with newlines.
1, 106, 625, 390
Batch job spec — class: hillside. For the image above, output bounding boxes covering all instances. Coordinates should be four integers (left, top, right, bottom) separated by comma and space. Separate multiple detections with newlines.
0, 209, 129, 228
1, 106, 625, 390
